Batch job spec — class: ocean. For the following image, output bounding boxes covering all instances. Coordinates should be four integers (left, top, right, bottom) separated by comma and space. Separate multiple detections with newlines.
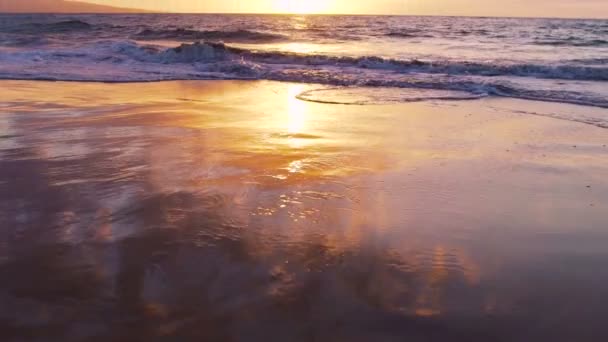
1, 14, 607, 112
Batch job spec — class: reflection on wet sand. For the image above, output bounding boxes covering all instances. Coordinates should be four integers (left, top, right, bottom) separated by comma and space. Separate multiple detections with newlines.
1, 80, 608, 341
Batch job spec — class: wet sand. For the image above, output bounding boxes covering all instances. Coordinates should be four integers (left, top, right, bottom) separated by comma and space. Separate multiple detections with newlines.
1, 80, 607, 341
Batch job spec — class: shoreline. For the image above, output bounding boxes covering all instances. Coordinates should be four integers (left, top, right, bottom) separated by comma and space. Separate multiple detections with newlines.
2, 79, 607, 128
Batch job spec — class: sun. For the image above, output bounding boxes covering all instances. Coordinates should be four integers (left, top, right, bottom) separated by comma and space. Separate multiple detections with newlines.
273, 0, 331, 14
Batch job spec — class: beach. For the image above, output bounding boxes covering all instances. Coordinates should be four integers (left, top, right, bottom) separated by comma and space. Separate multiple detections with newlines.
1, 80, 607, 341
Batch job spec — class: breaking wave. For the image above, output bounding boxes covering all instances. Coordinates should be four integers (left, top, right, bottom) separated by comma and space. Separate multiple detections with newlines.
1, 41, 608, 111
133, 28, 286, 43
118, 42, 608, 82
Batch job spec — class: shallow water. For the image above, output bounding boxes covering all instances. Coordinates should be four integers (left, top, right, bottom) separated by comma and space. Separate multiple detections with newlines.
1, 80, 608, 341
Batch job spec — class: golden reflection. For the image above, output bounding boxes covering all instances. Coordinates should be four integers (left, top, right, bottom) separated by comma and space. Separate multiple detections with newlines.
282, 84, 310, 177
286, 84, 308, 147
414, 246, 450, 317
291, 15, 308, 30
286, 84, 306, 134
287, 160, 304, 173
278, 42, 321, 54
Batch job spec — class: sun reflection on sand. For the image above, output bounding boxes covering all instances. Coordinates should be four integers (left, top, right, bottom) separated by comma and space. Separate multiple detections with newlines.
286, 84, 307, 137
283, 84, 309, 176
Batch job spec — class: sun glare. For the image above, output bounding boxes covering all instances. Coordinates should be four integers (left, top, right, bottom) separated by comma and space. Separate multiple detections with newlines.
287, 84, 306, 135
273, 0, 331, 14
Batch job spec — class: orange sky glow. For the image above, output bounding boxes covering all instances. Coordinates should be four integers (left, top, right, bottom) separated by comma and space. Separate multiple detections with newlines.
82, 0, 608, 17
2, 0, 607, 18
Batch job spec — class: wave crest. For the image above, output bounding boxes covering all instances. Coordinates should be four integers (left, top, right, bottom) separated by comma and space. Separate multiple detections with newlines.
1, 40, 608, 111
158, 42, 231, 63
139, 42, 608, 82
134, 28, 286, 43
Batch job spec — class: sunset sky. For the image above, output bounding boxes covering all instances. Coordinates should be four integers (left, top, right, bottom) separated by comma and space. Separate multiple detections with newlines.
2, 0, 607, 18
80, 0, 608, 17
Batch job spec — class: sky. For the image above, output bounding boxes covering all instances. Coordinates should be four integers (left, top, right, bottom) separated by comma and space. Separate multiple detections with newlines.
3, 0, 607, 18
0, 0, 142, 13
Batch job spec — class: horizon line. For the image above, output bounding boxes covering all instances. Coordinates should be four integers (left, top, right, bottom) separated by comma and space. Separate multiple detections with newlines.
0, 11, 606, 20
